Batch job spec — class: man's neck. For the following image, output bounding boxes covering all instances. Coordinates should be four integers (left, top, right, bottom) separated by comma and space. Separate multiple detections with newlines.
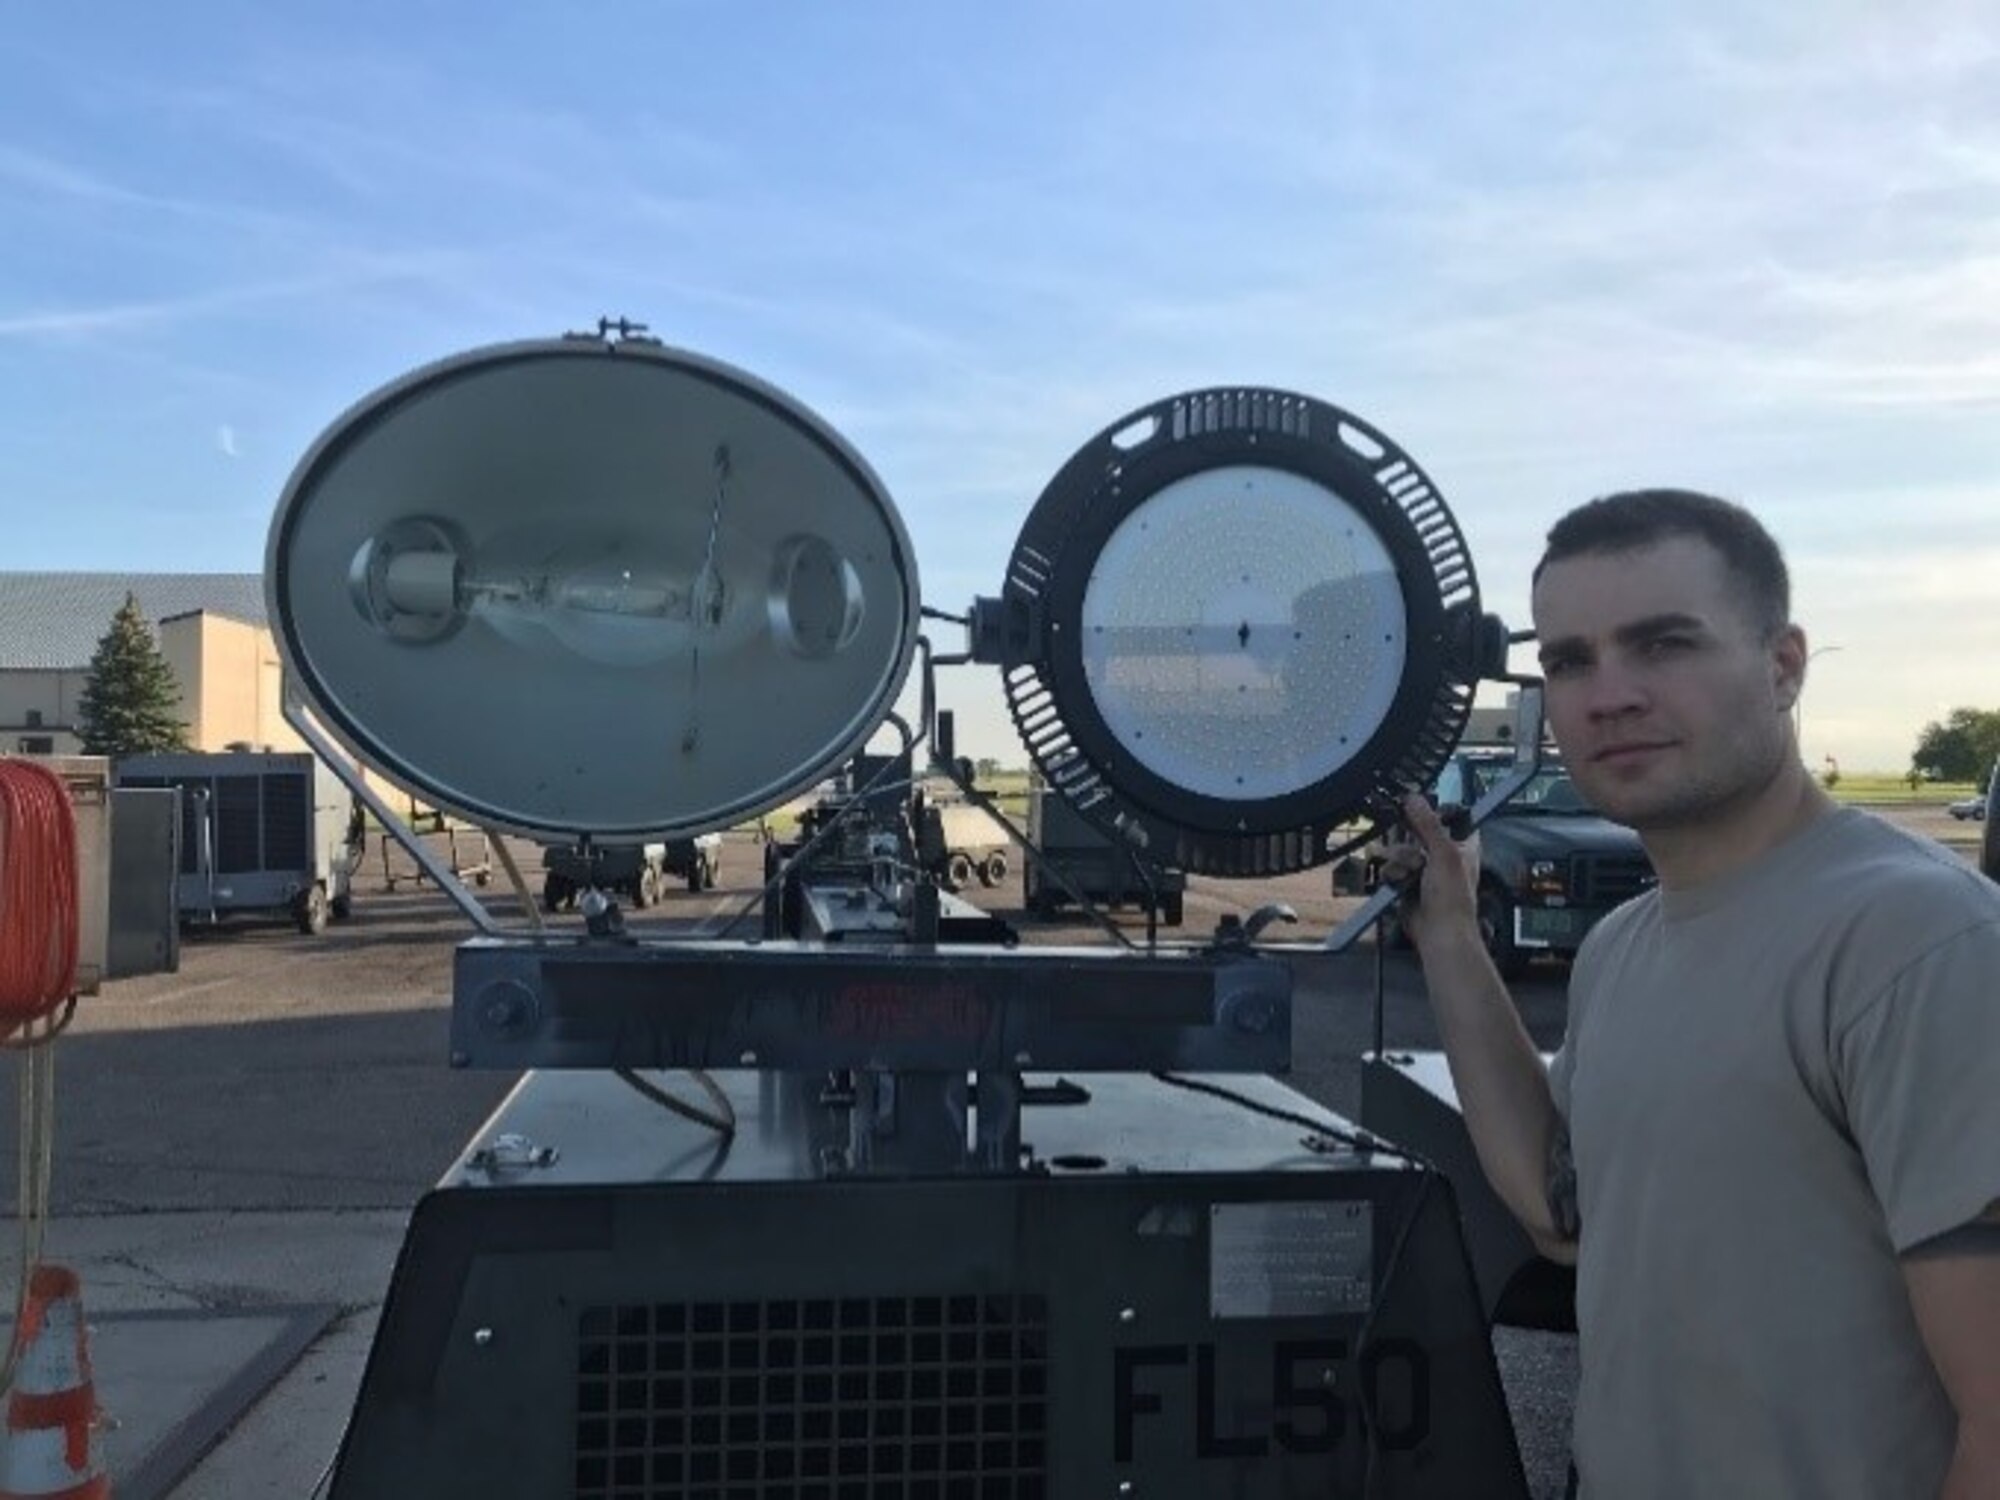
1640, 764, 1837, 891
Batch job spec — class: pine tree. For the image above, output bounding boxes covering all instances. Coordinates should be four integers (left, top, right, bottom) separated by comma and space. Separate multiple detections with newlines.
77, 594, 191, 756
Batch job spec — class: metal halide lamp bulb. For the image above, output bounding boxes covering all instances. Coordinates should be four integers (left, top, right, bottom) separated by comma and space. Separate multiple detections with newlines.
347, 515, 866, 669
267, 335, 919, 843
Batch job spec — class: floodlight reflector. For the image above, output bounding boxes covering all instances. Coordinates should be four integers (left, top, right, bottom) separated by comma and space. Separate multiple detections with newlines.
267, 336, 920, 844
998, 389, 1488, 878
1078, 465, 1406, 802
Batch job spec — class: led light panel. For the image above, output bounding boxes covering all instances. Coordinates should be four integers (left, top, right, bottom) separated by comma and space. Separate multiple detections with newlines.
998, 388, 1486, 877
1079, 466, 1405, 801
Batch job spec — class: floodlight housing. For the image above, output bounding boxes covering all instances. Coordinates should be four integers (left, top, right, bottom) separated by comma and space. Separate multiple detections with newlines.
266, 335, 921, 844
990, 388, 1493, 877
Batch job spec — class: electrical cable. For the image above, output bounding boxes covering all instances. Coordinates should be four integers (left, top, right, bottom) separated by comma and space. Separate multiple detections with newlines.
490, 827, 739, 1142
1149, 1070, 1442, 1494
933, 755, 1141, 952
1148, 1071, 1430, 1169
1352, 1167, 1438, 1498
614, 1068, 737, 1137
708, 711, 927, 941
1, 1017, 57, 1398
0, 760, 78, 1399
0, 761, 79, 1027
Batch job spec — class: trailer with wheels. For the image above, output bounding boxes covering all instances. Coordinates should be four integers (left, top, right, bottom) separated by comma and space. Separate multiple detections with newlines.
661, 833, 723, 891
116, 750, 357, 935
915, 792, 1011, 892
538, 842, 671, 911
1023, 776, 1187, 925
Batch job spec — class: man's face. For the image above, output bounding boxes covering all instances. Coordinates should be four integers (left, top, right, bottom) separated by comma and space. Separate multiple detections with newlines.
1529, 535, 1804, 831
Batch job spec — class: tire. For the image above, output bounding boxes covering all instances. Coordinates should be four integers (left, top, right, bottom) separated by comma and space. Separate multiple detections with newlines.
1478, 882, 1528, 980
1981, 803, 1999, 883
542, 874, 569, 913
687, 861, 704, 893
330, 893, 352, 922
945, 853, 975, 892
295, 883, 330, 936
1160, 890, 1184, 928
634, 866, 659, 909
979, 850, 1009, 887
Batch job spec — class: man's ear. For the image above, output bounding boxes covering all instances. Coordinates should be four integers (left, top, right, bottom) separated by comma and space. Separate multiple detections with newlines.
1772, 624, 1809, 712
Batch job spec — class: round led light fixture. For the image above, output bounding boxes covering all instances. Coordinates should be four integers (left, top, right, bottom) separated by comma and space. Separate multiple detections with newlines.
998, 389, 1492, 877
267, 336, 920, 842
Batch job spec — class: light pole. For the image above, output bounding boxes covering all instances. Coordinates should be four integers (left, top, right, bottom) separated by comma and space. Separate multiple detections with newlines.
1796, 644, 1843, 761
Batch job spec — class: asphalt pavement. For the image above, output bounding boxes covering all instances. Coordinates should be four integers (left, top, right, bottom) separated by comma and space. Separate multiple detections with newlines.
7, 827, 1589, 1497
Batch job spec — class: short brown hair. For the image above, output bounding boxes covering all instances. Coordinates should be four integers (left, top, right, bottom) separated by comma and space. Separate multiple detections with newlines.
1533, 488, 1791, 638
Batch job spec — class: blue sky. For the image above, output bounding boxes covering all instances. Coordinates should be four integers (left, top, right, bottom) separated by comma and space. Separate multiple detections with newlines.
3, 1, 1996, 771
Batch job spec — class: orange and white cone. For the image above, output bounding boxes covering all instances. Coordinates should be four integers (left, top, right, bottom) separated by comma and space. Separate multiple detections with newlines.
0, 1266, 107, 1500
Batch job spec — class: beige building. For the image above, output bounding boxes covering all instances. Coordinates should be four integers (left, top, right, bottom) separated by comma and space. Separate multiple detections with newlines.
1, 574, 470, 839
157, 609, 298, 754
0, 574, 300, 756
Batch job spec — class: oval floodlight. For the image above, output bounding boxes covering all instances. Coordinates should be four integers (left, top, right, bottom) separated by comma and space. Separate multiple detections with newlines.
1000, 389, 1486, 877
267, 336, 920, 843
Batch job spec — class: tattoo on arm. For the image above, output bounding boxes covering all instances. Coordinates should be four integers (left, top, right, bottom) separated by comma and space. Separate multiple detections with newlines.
1547, 1123, 1580, 1241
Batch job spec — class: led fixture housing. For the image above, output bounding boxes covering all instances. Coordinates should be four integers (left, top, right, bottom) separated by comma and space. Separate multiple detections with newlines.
992, 389, 1493, 877
266, 337, 920, 843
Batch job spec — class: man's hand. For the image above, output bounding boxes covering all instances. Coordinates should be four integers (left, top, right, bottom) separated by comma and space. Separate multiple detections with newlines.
1381, 792, 1573, 1260
1381, 793, 1482, 951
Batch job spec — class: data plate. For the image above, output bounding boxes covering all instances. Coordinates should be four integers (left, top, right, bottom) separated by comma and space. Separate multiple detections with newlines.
1209, 1200, 1373, 1319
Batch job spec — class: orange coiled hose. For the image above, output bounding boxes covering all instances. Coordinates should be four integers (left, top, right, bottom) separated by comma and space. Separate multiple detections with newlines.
0, 761, 78, 1022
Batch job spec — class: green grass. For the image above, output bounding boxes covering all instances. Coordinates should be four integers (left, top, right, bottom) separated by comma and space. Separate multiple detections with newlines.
1825, 774, 1980, 805
979, 770, 1031, 822
734, 771, 1034, 842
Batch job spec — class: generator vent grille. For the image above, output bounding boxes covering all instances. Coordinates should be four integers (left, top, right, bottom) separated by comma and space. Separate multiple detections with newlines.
575, 1295, 1049, 1500
262, 771, 310, 868
214, 775, 262, 872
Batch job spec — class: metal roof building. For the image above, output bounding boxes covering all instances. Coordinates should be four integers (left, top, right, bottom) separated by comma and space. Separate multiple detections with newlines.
0, 573, 266, 669
1, 573, 289, 756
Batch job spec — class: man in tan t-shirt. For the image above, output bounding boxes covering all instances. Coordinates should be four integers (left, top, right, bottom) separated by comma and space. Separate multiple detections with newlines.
1390, 489, 2000, 1498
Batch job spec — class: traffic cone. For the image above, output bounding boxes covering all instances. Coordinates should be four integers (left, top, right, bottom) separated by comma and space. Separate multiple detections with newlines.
0, 1266, 107, 1499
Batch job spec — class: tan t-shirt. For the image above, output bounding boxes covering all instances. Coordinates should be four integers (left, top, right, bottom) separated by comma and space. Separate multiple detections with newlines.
1550, 806, 2000, 1499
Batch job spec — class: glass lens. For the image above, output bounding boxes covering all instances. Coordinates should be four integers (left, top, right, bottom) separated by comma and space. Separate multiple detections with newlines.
1079, 465, 1406, 802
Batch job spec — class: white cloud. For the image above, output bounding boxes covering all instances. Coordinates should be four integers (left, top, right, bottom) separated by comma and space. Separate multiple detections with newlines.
5, 1, 1999, 776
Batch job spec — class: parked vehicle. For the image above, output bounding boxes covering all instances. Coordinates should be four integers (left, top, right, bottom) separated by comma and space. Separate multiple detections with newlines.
1343, 748, 1654, 977
662, 834, 723, 892
1023, 775, 1186, 926
1948, 795, 1986, 821
117, 751, 358, 934
541, 833, 723, 908
913, 789, 1011, 892
540, 842, 668, 911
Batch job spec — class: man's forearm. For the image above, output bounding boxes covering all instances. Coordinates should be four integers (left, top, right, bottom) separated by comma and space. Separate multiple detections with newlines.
1415, 926, 1577, 1260
1941, 1423, 2000, 1500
